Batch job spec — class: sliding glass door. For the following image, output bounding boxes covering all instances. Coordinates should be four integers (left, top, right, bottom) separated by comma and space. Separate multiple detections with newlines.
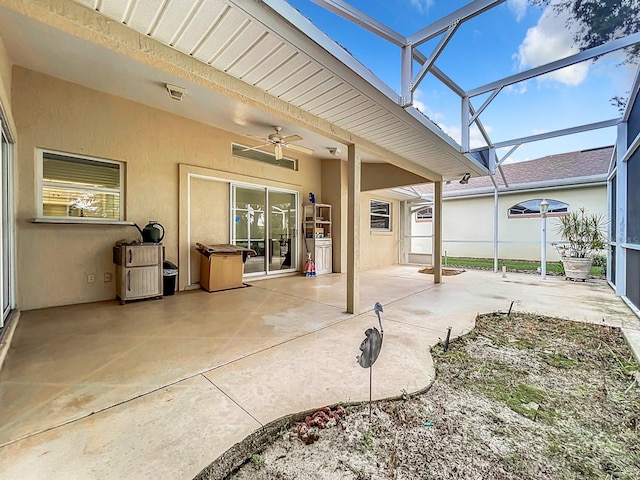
0, 120, 13, 325
231, 185, 297, 276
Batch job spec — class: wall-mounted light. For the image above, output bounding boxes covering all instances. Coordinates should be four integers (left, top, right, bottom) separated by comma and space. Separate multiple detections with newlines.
459, 173, 471, 184
166, 83, 186, 101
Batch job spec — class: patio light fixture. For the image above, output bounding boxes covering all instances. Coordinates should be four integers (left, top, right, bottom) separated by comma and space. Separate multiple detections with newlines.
166, 83, 186, 101
540, 198, 549, 280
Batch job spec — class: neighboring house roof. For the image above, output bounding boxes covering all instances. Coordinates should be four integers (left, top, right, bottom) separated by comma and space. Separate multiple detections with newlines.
402, 146, 613, 200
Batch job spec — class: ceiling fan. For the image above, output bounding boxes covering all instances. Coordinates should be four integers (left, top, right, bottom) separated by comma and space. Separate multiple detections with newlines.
243, 126, 314, 160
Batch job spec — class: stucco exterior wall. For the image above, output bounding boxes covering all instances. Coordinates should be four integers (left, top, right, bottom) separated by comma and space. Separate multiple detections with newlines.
0, 36, 14, 134
13, 67, 322, 310
360, 192, 399, 270
412, 185, 606, 262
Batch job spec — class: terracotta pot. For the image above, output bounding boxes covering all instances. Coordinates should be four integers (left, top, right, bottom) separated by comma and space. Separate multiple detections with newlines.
561, 256, 593, 281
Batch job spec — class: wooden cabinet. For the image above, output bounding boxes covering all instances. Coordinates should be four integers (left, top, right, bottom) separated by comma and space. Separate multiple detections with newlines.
113, 244, 163, 304
303, 203, 332, 275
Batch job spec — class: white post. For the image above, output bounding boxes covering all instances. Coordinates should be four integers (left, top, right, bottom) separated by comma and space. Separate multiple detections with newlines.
493, 185, 498, 273
541, 213, 547, 280
540, 198, 549, 280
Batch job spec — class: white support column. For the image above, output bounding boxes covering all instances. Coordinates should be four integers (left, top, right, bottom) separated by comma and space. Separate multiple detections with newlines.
347, 144, 361, 314
489, 148, 498, 272
461, 96, 470, 152
399, 201, 409, 264
615, 122, 627, 296
494, 186, 499, 273
401, 44, 413, 107
433, 181, 443, 284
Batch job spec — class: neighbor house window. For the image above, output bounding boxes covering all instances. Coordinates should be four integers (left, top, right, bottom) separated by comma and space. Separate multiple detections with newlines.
38, 150, 124, 221
508, 199, 568, 218
415, 206, 433, 222
370, 200, 391, 231
232, 143, 297, 170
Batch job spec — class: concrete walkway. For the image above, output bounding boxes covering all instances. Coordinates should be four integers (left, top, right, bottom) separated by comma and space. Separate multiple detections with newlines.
0, 267, 638, 479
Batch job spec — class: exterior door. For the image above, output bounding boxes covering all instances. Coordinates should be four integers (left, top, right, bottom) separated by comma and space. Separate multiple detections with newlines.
231, 185, 298, 276
0, 121, 13, 326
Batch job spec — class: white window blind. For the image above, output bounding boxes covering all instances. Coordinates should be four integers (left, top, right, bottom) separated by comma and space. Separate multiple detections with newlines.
40, 151, 123, 220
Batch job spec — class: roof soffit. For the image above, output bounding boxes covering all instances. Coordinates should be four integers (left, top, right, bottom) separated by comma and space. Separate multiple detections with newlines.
10, 0, 483, 181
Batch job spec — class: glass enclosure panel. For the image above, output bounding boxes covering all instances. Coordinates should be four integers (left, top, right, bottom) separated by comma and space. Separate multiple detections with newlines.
609, 245, 616, 285
268, 190, 297, 272
609, 174, 616, 241
626, 249, 640, 311
232, 186, 267, 275
628, 149, 640, 245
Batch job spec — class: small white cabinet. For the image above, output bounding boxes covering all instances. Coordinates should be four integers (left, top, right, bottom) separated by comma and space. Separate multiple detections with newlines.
314, 239, 333, 275
113, 244, 163, 304
303, 203, 332, 275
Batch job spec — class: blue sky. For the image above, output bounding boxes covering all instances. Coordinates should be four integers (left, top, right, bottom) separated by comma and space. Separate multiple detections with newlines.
286, 0, 637, 163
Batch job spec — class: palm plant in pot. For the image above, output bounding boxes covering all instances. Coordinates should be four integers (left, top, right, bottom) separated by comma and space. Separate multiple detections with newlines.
554, 208, 606, 281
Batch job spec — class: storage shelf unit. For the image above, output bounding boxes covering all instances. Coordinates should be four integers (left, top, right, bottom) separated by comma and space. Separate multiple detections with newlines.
303, 203, 332, 275
113, 243, 163, 304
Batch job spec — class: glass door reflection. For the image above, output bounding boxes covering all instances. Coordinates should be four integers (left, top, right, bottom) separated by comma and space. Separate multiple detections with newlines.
231, 185, 298, 276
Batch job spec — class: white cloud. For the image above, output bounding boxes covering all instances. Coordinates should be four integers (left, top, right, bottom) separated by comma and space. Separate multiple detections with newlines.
505, 81, 528, 95
507, 0, 528, 22
515, 4, 589, 86
441, 124, 492, 150
409, 0, 434, 15
412, 89, 443, 120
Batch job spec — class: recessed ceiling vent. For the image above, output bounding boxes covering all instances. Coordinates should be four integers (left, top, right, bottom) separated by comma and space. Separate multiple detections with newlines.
166, 83, 186, 101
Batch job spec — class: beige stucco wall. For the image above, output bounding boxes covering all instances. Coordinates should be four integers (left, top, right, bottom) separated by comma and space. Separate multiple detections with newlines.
13, 67, 323, 309
412, 185, 606, 262
321, 158, 348, 273
360, 192, 399, 270
0, 36, 15, 136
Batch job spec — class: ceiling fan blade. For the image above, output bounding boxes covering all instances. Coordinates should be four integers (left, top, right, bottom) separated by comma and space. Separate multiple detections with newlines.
285, 143, 314, 155
275, 144, 283, 160
282, 134, 303, 143
241, 143, 271, 152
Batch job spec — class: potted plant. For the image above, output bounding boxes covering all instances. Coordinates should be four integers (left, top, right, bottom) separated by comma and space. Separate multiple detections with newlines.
553, 208, 606, 281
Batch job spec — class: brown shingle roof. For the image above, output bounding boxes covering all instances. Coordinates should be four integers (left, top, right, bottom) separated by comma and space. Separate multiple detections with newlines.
411, 146, 613, 196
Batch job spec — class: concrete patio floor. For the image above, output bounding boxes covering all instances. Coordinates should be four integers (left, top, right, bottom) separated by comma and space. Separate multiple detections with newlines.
0, 266, 639, 479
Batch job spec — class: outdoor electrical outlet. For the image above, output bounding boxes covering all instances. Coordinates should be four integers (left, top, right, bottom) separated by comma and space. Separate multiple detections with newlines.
87, 274, 95, 283
104, 273, 112, 282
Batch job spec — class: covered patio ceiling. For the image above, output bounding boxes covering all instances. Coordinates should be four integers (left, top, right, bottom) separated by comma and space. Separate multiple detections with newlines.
0, 0, 488, 182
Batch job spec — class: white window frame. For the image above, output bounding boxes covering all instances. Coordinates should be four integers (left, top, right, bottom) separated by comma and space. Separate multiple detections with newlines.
231, 143, 297, 171
36, 149, 125, 222
370, 199, 391, 231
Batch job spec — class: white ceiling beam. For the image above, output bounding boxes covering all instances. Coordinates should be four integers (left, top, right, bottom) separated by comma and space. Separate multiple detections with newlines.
468, 32, 640, 97
311, 0, 405, 46
492, 118, 621, 149
407, 0, 507, 47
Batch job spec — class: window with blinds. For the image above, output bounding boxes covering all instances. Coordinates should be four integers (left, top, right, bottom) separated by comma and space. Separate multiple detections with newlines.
370, 199, 391, 231
39, 150, 123, 220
